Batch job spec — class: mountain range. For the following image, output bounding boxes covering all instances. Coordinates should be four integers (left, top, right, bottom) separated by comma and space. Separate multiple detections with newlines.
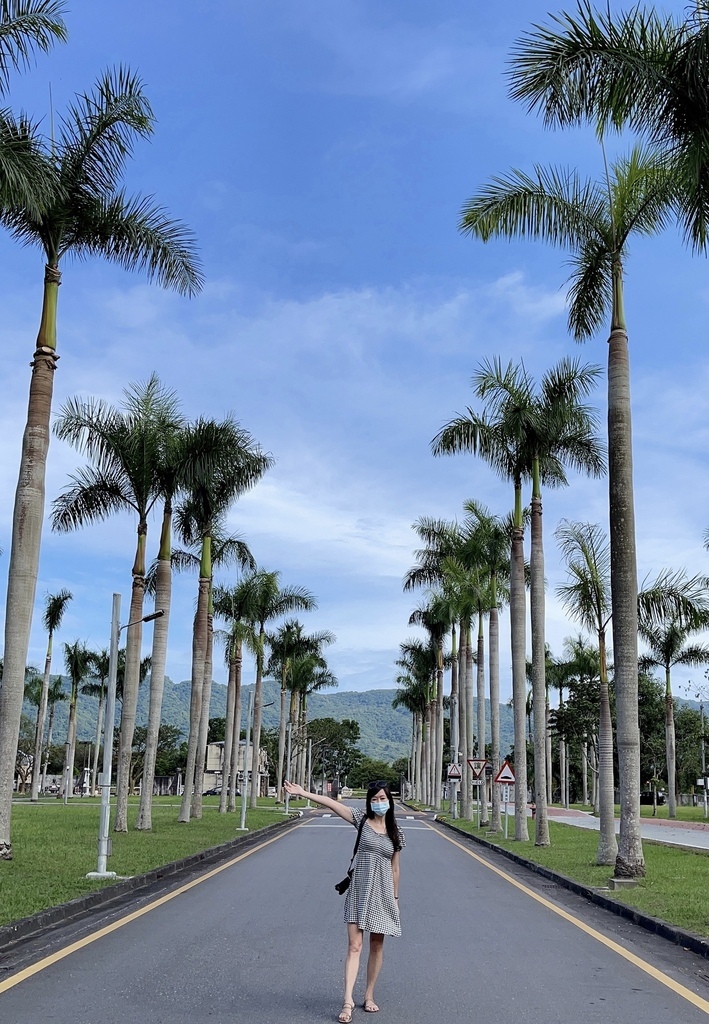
24, 677, 516, 763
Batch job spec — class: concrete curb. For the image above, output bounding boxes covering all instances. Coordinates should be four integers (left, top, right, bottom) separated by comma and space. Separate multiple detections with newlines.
0, 815, 300, 955
434, 816, 709, 960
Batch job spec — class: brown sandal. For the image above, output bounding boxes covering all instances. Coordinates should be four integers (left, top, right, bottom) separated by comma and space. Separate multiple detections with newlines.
339, 1002, 355, 1023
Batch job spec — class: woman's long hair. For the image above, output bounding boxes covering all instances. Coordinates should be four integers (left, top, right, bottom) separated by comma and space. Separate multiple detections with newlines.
366, 782, 402, 851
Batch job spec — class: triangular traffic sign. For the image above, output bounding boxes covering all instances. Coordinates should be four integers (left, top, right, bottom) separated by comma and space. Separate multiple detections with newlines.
467, 758, 488, 779
447, 763, 462, 779
495, 760, 516, 785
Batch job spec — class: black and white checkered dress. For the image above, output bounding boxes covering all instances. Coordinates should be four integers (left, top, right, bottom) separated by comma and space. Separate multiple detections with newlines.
344, 808, 405, 936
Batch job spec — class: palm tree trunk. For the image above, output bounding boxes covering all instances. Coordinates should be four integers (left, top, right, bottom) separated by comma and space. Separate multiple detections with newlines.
277, 666, 288, 802
545, 697, 553, 804
459, 621, 469, 818
665, 666, 677, 819
582, 737, 588, 806
192, 600, 214, 819
42, 702, 56, 795
179, 575, 210, 822
219, 647, 237, 814
476, 611, 489, 826
414, 713, 422, 801
31, 637, 54, 801
449, 623, 459, 815
115, 527, 147, 831
607, 306, 644, 877
530, 476, 549, 845
0, 272, 60, 857
227, 645, 243, 813
91, 691, 105, 795
137, 519, 173, 830
297, 693, 308, 789
465, 621, 475, 820
597, 628, 617, 864
489, 600, 502, 832
250, 626, 266, 807
435, 651, 445, 810
511, 480, 529, 841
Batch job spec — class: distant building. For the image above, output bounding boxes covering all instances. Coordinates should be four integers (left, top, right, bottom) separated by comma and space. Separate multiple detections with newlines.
203, 740, 269, 796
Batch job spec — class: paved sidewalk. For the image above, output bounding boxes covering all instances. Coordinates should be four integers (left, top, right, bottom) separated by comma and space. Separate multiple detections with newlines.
545, 806, 709, 851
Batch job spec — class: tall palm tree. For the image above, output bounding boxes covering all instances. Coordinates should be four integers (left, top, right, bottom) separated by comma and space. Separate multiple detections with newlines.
267, 620, 335, 801
0, 69, 202, 858
555, 520, 617, 864
408, 600, 449, 812
61, 640, 91, 798
392, 669, 428, 801
175, 419, 272, 823
40, 673, 65, 792
0, 1, 67, 214
459, 148, 675, 876
638, 569, 709, 818
30, 587, 72, 801
508, 2, 709, 249
213, 579, 258, 813
289, 651, 338, 788
396, 638, 437, 806
433, 365, 565, 840
240, 569, 316, 808
172, 525, 256, 821
51, 375, 182, 831
463, 502, 512, 832
85, 648, 109, 796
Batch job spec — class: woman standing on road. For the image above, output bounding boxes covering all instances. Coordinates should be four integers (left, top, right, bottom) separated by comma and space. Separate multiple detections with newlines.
283, 779, 405, 1022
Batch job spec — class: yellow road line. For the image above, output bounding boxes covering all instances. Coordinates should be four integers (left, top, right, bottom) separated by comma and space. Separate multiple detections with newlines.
428, 823, 709, 1016
0, 830, 292, 995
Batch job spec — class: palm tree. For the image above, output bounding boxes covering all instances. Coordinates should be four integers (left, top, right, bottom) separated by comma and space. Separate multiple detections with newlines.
240, 569, 316, 808
433, 364, 566, 840
0, 2, 67, 213
51, 375, 182, 831
41, 673, 66, 792
555, 520, 617, 864
408, 600, 448, 812
0, 69, 202, 858
29, 587, 72, 801
289, 651, 338, 788
213, 579, 258, 813
396, 638, 437, 806
459, 149, 675, 876
508, 2, 709, 249
84, 648, 109, 796
61, 640, 92, 798
463, 502, 512, 832
392, 669, 428, 801
638, 569, 709, 818
267, 621, 335, 801
172, 525, 256, 821
175, 418, 272, 823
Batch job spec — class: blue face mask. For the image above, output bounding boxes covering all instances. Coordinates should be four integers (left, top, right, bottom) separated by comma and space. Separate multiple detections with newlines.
371, 800, 389, 816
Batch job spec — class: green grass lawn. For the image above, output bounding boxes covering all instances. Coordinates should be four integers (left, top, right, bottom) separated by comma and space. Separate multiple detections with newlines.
563, 802, 709, 823
440, 816, 709, 937
0, 796, 290, 927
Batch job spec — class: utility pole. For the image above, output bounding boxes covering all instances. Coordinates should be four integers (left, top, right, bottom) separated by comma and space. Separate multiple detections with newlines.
238, 690, 254, 832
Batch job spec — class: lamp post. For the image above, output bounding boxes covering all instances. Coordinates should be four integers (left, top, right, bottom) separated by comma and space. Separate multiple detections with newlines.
87, 596, 163, 879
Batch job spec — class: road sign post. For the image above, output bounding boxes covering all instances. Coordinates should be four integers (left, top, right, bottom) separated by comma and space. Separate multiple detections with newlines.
494, 761, 516, 838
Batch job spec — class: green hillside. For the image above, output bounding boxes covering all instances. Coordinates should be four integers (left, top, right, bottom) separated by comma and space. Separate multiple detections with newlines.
24, 677, 515, 763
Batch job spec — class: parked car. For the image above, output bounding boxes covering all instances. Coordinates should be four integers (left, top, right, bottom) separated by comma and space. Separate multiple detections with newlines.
205, 787, 239, 796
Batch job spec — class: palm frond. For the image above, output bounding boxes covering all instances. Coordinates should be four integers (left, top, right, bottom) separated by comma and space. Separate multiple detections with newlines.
565, 235, 612, 340
51, 465, 133, 532
0, 1, 67, 97
460, 164, 604, 247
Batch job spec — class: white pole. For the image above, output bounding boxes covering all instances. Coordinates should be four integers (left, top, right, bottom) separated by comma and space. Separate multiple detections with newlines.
238, 690, 254, 832
87, 593, 121, 879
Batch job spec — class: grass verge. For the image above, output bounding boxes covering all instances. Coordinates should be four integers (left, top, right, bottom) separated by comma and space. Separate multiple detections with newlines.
439, 816, 709, 937
0, 797, 289, 926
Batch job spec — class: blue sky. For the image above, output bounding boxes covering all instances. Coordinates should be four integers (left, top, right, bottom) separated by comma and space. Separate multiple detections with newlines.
1, 1, 707, 703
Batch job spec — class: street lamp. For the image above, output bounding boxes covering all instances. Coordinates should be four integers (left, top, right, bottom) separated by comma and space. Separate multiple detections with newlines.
87, 595, 164, 879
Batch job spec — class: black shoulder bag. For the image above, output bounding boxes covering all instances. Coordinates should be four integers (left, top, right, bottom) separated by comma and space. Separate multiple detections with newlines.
334, 816, 366, 895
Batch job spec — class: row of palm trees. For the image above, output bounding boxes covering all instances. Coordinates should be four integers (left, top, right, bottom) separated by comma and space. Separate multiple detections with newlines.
0, 3, 204, 859
395, 1, 709, 880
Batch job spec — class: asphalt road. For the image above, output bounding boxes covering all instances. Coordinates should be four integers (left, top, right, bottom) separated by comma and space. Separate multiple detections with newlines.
3, 804, 709, 1023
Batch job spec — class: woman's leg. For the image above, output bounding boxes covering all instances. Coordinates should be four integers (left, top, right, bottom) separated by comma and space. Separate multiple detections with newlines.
342, 923, 363, 1018
363, 933, 385, 1011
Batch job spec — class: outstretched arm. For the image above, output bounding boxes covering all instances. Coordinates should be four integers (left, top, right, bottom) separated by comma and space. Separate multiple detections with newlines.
284, 780, 355, 824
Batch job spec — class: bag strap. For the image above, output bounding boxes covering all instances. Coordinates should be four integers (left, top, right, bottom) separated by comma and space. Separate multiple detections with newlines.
346, 815, 367, 874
